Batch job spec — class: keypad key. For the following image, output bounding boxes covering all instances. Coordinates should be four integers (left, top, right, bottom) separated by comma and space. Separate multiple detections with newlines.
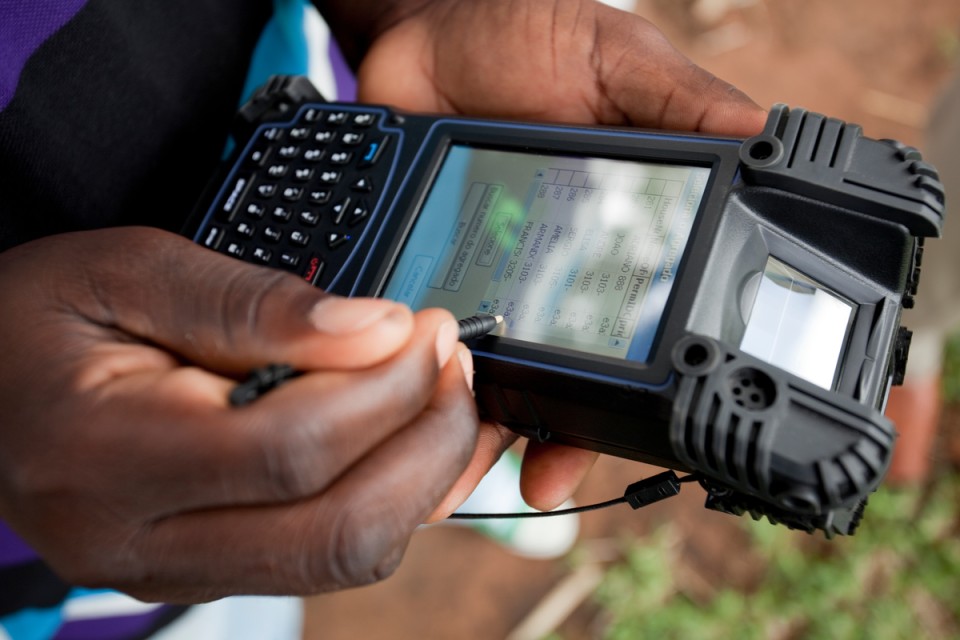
267, 164, 288, 178
351, 177, 374, 192
329, 151, 353, 165
294, 167, 315, 181
353, 113, 376, 127
282, 186, 304, 202
225, 242, 245, 258
256, 183, 277, 198
245, 202, 265, 219
308, 189, 332, 205
289, 127, 311, 140
248, 145, 271, 166
341, 132, 365, 146
271, 206, 293, 222
252, 247, 272, 264
278, 145, 300, 159
280, 251, 301, 269
303, 108, 322, 123
236, 222, 256, 238
261, 127, 284, 142
301, 255, 325, 286
201, 226, 224, 249
303, 148, 325, 162
319, 170, 342, 185
220, 174, 253, 221
314, 131, 337, 144
327, 232, 350, 249
298, 210, 320, 226
289, 230, 311, 247
263, 226, 283, 243
358, 137, 389, 168
326, 112, 349, 125
348, 201, 370, 226
331, 197, 352, 225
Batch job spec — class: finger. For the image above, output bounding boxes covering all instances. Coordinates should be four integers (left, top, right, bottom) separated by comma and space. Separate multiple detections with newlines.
519, 440, 599, 511
356, 12, 441, 110
426, 425, 603, 521
76, 309, 463, 515
43, 227, 415, 373
424, 417, 518, 523
358, 0, 766, 136
591, 3, 767, 136
114, 353, 478, 601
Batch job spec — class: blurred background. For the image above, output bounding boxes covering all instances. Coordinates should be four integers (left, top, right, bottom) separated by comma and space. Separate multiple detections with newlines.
303, 1, 960, 638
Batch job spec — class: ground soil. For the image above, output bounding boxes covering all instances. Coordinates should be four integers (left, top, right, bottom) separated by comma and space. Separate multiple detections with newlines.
303, 2, 960, 638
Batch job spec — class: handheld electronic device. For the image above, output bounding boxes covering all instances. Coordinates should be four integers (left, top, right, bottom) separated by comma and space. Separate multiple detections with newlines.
185, 76, 945, 536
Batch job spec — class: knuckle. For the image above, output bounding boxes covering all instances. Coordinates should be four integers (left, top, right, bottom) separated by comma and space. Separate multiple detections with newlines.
255, 421, 332, 501
389, 369, 439, 418
213, 265, 328, 360
318, 504, 408, 590
434, 402, 481, 465
217, 268, 290, 348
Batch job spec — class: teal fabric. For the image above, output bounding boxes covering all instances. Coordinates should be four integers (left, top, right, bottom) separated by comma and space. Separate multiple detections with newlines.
1, 606, 63, 640
240, 0, 311, 104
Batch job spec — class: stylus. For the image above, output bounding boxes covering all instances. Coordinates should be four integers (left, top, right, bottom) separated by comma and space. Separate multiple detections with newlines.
457, 313, 504, 341
230, 313, 504, 407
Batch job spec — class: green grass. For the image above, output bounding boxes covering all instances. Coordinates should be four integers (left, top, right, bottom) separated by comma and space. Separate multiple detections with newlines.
592, 475, 960, 639
585, 333, 960, 639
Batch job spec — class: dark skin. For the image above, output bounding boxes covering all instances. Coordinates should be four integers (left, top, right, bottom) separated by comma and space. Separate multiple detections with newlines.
347, 0, 766, 514
0, 0, 765, 603
0, 228, 478, 601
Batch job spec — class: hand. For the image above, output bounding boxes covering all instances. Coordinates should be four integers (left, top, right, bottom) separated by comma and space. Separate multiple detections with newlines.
0, 227, 477, 601
357, 0, 766, 136
355, 0, 765, 513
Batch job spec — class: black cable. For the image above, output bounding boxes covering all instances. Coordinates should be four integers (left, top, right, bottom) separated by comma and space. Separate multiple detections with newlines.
447, 471, 702, 521
448, 496, 629, 520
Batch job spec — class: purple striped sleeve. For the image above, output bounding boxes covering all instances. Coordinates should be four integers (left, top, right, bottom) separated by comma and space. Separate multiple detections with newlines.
327, 35, 356, 102
55, 606, 184, 640
0, 0, 89, 110
0, 520, 39, 567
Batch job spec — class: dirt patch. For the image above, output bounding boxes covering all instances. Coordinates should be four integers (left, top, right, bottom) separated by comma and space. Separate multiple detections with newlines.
640, 0, 960, 146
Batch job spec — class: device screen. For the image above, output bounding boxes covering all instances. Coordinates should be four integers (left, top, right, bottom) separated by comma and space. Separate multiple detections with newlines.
740, 257, 856, 389
381, 145, 711, 362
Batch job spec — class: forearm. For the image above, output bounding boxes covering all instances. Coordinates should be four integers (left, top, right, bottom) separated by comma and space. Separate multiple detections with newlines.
311, 0, 438, 69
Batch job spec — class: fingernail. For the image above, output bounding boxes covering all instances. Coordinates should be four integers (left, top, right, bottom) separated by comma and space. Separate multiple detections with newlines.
435, 319, 459, 369
307, 297, 406, 335
456, 343, 474, 392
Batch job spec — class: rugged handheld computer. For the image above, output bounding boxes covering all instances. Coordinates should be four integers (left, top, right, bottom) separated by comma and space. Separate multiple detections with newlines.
185, 76, 945, 536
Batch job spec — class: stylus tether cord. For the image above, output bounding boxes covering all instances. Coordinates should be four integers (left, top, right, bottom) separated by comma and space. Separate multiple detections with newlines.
446, 470, 701, 520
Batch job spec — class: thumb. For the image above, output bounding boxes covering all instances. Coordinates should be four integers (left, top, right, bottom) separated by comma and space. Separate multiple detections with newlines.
32, 227, 414, 372
594, 4, 767, 136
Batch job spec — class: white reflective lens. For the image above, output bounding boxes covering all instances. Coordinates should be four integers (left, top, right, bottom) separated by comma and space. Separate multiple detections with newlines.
740, 257, 854, 389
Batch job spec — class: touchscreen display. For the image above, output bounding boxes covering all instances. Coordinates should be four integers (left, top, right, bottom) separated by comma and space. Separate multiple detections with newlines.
381, 145, 711, 361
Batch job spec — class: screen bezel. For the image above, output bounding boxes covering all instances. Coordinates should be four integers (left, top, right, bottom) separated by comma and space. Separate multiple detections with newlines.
353, 118, 743, 387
